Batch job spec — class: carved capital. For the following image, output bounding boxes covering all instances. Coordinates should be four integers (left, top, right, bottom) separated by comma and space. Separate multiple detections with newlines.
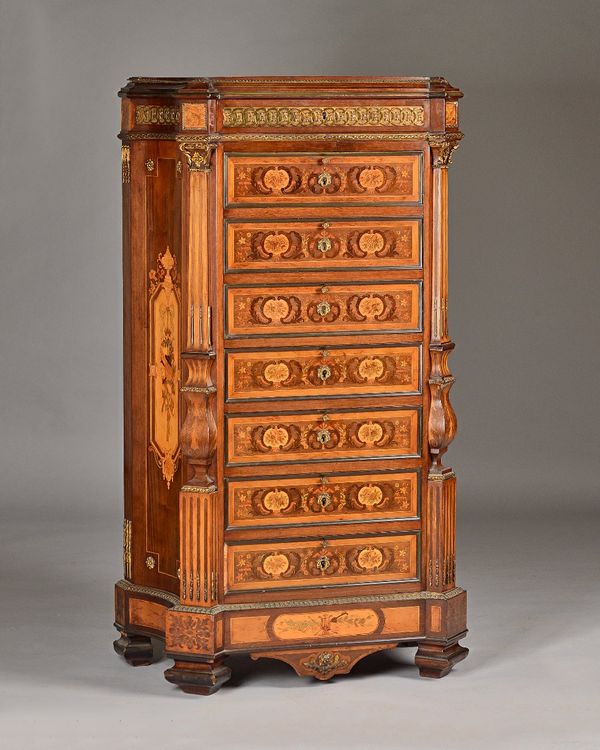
179, 139, 216, 171
427, 133, 463, 168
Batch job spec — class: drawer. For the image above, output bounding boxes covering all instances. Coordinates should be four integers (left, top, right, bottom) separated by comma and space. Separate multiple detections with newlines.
227, 345, 421, 401
227, 471, 419, 528
225, 282, 421, 338
225, 533, 418, 592
226, 408, 420, 465
225, 153, 422, 207
225, 218, 421, 272
227, 602, 422, 647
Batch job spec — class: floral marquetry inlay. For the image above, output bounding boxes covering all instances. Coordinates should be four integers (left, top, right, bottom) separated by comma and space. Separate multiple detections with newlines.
227, 471, 418, 527
272, 609, 380, 640
227, 345, 420, 400
148, 247, 180, 487
226, 154, 421, 205
226, 535, 417, 591
227, 410, 420, 464
226, 283, 421, 337
166, 614, 211, 653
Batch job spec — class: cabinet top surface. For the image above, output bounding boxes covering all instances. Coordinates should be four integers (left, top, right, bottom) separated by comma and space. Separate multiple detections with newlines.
120, 76, 462, 99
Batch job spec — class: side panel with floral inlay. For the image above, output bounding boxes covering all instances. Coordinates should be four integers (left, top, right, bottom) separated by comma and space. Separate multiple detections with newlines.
149, 247, 181, 488
226, 219, 421, 271
227, 345, 421, 400
225, 154, 421, 206
135, 142, 182, 591
226, 283, 421, 338
227, 409, 420, 465
226, 471, 419, 527
225, 533, 418, 592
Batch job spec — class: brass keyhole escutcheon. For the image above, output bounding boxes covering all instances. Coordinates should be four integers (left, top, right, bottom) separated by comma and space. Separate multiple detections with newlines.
317, 365, 331, 382
316, 555, 330, 571
317, 492, 332, 509
317, 172, 332, 187
316, 300, 331, 317
317, 237, 332, 253
316, 429, 331, 445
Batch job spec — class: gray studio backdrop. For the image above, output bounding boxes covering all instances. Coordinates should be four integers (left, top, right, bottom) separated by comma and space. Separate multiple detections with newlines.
2, 3, 600, 748
1, 0, 599, 519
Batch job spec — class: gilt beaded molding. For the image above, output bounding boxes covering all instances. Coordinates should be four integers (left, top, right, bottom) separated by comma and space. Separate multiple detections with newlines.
115, 579, 465, 614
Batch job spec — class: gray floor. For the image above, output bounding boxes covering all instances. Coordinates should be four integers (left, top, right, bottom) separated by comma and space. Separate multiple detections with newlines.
1, 509, 599, 750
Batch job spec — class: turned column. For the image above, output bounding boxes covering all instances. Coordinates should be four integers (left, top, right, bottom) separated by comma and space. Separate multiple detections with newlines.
416, 129, 468, 678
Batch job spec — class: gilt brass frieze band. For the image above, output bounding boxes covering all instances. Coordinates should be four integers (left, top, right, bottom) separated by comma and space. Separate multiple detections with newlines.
135, 105, 180, 125
222, 105, 425, 128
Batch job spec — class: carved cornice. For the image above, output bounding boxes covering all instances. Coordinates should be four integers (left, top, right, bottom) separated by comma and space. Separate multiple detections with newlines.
178, 139, 216, 171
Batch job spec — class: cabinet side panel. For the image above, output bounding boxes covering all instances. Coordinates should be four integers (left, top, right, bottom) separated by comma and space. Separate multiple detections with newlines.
126, 137, 182, 593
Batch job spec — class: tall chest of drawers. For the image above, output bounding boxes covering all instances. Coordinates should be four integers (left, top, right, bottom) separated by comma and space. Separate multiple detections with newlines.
114, 76, 468, 694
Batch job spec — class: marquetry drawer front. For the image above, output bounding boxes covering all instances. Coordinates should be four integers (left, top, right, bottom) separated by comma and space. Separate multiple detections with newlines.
226, 409, 420, 465
227, 345, 421, 401
225, 533, 418, 592
226, 283, 421, 338
226, 219, 421, 272
225, 154, 421, 206
227, 471, 419, 528
228, 603, 422, 648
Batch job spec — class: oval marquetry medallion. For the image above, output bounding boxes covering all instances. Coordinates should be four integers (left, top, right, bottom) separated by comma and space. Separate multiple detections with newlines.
357, 484, 384, 508
357, 546, 384, 570
358, 166, 386, 190
357, 356, 385, 381
272, 609, 380, 640
263, 233, 291, 256
357, 421, 384, 445
263, 361, 290, 384
262, 297, 290, 321
263, 167, 291, 191
262, 426, 290, 449
358, 231, 385, 254
262, 489, 291, 513
262, 553, 290, 577
357, 295, 385, 318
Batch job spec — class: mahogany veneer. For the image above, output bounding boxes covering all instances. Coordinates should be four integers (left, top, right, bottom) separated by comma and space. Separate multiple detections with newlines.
114, 76, 468, 694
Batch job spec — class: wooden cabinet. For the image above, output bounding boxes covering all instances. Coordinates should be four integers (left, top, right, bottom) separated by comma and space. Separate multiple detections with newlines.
114, 76, 468, 694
